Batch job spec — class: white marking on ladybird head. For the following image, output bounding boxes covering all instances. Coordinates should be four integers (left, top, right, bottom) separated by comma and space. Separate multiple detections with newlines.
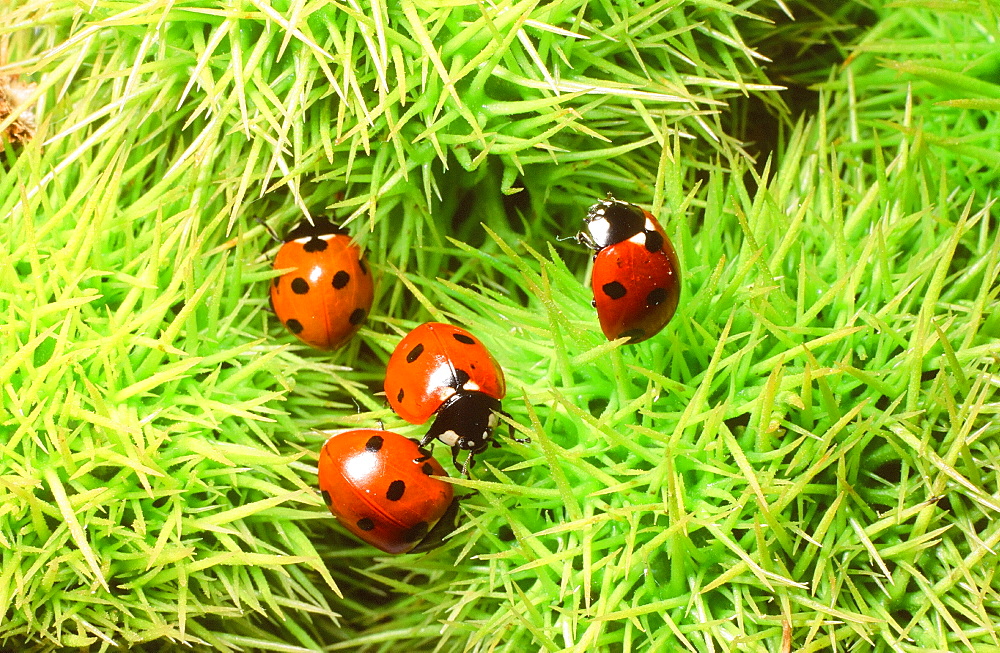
587, 218, 611, 245
292, 233, 338, 245
628, 232, 647, 246
462, 380, 482, 392
438, 430, 460, 447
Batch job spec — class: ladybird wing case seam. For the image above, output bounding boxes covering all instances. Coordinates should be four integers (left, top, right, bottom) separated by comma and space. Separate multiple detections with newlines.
438, 323, 506, 399
429, 323, 466, 391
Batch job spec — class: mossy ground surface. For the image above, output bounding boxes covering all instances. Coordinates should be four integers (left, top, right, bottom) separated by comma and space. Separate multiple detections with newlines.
1, 1, 999, 651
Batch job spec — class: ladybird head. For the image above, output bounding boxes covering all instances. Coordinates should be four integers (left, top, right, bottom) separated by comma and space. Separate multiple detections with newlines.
579, 197, 647, 250
426, 391, 502, 456
283, 217, 349, 242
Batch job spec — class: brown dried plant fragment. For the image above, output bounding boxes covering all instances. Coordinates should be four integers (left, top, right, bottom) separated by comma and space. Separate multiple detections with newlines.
0, 74, 37, 144
1, 37, 38, 144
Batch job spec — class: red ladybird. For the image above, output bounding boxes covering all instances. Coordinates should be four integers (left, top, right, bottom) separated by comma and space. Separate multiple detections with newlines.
269, 218, 374, 350
577, 197, 681, 343
318, 429, 459, 554
384, 322, 528, 475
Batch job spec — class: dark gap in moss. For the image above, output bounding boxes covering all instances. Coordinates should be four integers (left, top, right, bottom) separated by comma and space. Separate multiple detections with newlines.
450, 188, 478, 243
89, 465, 117, 484
587, 397, 609, 418
724, 412, 751, 433
873, 459, 902, 484
501, 176, 530, 228
407, 573, 431, 586
891, 609, 914, 626
948, 241, 973, 273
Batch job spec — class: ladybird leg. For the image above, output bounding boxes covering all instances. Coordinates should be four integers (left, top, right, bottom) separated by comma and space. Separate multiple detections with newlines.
453, 448, 476, 478
462, 450, 477, 478
413, 436, 435, 463
500, 409, 531, 444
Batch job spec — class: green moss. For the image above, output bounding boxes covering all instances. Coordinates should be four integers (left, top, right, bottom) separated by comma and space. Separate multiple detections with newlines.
1, 1, 998, 651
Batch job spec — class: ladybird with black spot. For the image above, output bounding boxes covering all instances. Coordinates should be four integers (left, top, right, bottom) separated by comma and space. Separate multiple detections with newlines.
268, 218, 374, 350
318, 429, 460, 554
577, 197, 681, 344
384, 322, 529, 475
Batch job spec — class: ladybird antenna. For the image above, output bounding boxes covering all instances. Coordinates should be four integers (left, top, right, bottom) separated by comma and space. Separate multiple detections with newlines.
254, 217, 281, 243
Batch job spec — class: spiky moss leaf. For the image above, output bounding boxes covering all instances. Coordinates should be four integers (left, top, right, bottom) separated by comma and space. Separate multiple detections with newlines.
0, 141, 337, 652
2, 2, 1000, 653
5, 0, 781, 228
308, 125, 999, 651
295, 17, 999, 653
0, 15, 340, 652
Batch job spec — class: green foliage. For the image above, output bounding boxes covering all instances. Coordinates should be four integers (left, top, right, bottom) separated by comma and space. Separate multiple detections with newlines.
1, 0, 998, 652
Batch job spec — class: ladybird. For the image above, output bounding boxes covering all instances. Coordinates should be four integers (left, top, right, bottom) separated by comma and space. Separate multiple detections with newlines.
318, 429, 459, 554
384, 322, 528, 475
577, 197, 681, 343
269, 218, 374, 350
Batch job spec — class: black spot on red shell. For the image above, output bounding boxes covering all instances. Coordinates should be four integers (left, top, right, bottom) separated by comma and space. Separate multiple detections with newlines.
397, 388, 404, 403
386, 480, 406, 501
407, 343, 425, 363
321, 490, 332, 506
453, 333, 475, 345
620, 328, 645, 342
286, 319, 304, 334
403, 521, 429, 542
272, 277, 280, 287
644, 230, 664, 253
357, 517, 375, 531
332, 270, 350, 289
602, 281, 627, 300
303, 237, 328, 253
291, 278, 309, 294
646, 287, 668, 307
349, 308, 366, 325
421, 462, 434, 475
365, 435, 384, 452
